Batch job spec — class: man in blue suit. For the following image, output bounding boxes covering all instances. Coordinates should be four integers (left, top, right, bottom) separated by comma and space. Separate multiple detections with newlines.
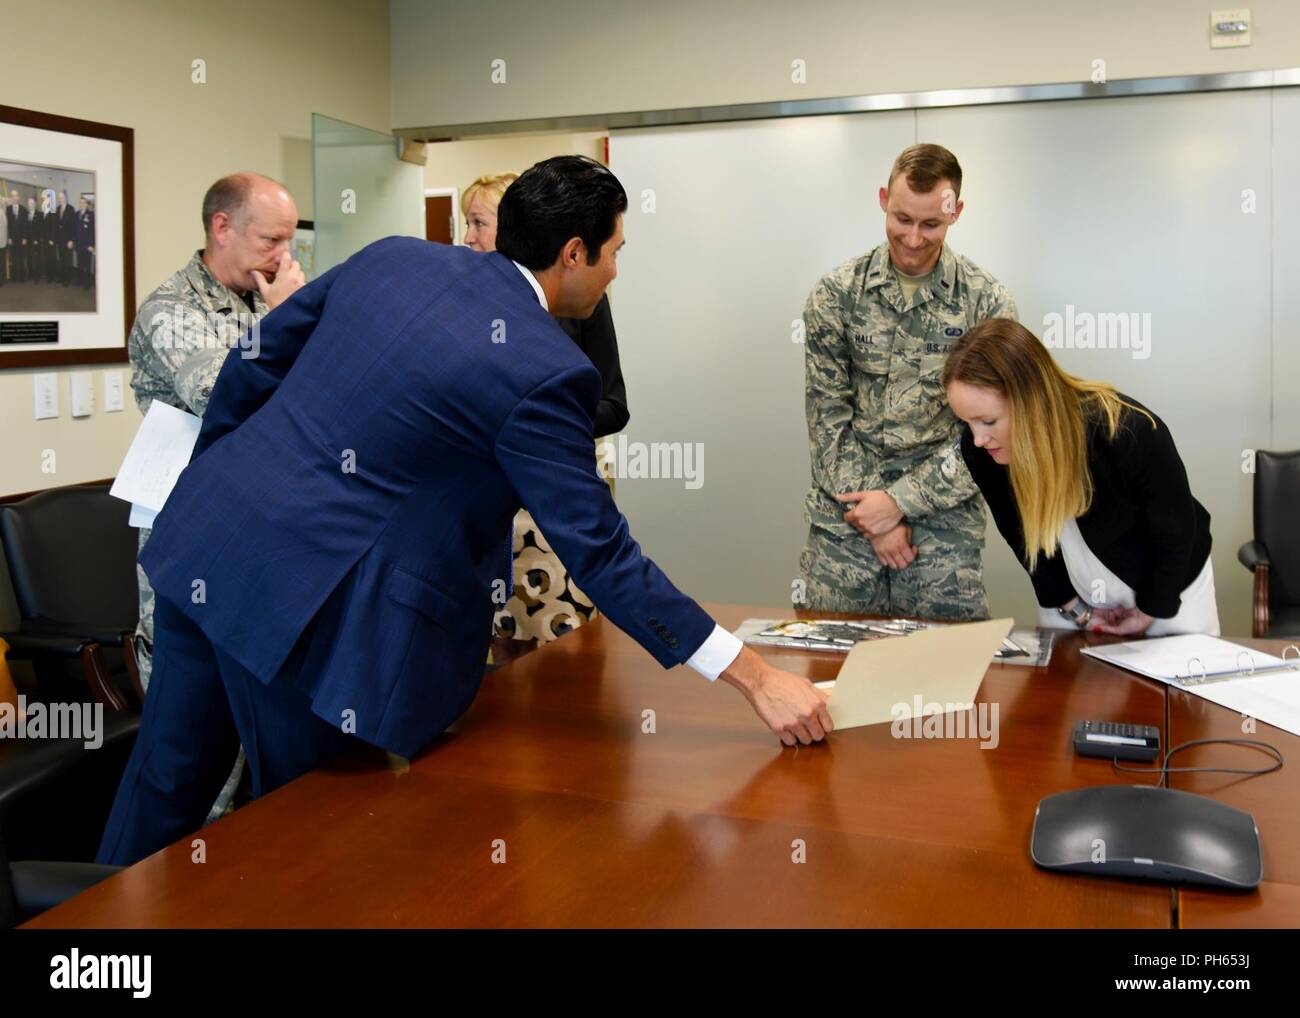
98, 157, 832, 866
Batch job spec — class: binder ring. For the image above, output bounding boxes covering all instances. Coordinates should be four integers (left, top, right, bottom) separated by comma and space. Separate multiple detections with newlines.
1237, 650, 1256, 676
1185, 656, 1207, 685
1283, 644, 1300, 663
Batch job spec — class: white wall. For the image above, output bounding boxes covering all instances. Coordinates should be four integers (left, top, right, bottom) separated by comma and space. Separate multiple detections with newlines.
422, 132, 606, 243
0, 0, 390, 497
1272, 88, 1300, 448
609, 86, 1289, 636
608, 111, 913, 611
392, 0, 1300, 131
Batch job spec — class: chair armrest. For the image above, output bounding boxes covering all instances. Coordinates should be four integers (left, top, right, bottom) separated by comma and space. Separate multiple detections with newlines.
0, 711, 140, 817
11, 861, 124, 923
2, 631, 137, 713
13, 621, 128, 649
1239, 540, 1271, 573
0, 631, 95, 660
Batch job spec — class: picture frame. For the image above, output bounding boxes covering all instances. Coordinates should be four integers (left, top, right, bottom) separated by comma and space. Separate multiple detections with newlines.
0, 104, 134, 369
293, 219, 316, 282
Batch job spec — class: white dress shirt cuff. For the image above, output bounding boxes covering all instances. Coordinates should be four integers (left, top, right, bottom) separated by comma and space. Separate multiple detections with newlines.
686, 624, 743, 681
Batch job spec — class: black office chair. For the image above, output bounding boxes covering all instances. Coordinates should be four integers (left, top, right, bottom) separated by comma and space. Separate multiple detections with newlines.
0, 709, 138, 927
0, 483, 142, 710
1239, 449, 1300, 638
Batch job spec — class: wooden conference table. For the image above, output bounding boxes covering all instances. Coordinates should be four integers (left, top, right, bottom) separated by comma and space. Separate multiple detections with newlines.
1167, 674, 1300, 928
25, 603, 1299, 928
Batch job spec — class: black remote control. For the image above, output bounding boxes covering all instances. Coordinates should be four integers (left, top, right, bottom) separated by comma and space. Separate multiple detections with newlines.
1072, 720, 1161, 762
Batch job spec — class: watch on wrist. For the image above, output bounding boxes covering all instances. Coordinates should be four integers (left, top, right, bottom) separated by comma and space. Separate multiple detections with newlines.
1058, 601, 1093, 628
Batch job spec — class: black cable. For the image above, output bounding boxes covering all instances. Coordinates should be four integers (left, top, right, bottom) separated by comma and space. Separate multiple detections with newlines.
1111, 737, 1284, 783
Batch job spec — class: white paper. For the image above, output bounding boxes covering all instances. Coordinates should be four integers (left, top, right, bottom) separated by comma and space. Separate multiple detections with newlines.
109, 401, 202, 512
1184, 672, 1300, 739
128, 503, 159, 529
1083, 634, 1300, 738
103, 371, 125, 412
70, 371, 94, 417
1082, 635, 1292, 682
33, 373, 59, 420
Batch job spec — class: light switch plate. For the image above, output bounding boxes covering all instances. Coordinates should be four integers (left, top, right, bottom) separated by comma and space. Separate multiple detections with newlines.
33, 373, 59, 420
1210, 8, 1251, 48
70, 371, 94, 417
103, 370, 125, 412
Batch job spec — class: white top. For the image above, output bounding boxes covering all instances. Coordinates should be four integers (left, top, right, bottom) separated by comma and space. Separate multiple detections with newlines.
510, 259, 740, 679
1058, 517, 1133, 609
1046, 517, 1220, 636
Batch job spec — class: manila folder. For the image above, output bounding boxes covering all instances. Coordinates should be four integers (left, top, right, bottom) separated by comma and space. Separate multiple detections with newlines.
827, 617, 1014, 730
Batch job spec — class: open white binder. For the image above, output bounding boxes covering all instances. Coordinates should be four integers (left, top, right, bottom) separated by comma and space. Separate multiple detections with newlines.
1082, 634, 1300, 737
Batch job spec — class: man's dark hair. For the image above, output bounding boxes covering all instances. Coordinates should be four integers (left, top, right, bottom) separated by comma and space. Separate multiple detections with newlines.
495, 155, 628, 270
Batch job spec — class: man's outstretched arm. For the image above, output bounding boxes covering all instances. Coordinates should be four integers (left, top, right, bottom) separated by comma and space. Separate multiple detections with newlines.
495, 363, 832, 745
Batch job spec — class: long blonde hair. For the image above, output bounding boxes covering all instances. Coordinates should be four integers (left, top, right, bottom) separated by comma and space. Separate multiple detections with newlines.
941, 318, 1154, 569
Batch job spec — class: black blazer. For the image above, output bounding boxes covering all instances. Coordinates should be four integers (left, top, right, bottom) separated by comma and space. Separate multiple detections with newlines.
959, 394, 1211, 619
56, 204, 77, 243
557, 292, 629, 436
75, 209, 95, 250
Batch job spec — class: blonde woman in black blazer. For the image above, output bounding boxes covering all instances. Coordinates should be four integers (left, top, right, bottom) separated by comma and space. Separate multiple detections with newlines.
942, 318, 1218, 637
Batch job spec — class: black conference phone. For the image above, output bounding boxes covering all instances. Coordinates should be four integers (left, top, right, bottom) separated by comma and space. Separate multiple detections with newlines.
1072, 720, 1161, 762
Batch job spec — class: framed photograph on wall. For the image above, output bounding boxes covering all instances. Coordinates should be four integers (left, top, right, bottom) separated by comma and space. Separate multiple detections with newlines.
0, 104, 133, 368
293, 219, 316, 281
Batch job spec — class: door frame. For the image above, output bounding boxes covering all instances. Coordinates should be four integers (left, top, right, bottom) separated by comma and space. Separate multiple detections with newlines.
424, 187, 460, 245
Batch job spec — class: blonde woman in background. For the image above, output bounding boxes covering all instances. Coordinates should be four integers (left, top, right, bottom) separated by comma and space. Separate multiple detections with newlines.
461, 171, 631, 650
942, 317, 1218, 638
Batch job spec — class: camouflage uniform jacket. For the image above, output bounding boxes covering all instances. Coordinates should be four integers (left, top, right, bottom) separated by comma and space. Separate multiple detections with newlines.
129, 249, 267, 417
803, 242, 1017, 541
128, 250, 267, 660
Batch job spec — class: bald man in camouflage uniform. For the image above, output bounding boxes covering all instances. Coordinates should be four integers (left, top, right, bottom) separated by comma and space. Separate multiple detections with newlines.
801, 144, 1017, 619
130, 172, 304, 685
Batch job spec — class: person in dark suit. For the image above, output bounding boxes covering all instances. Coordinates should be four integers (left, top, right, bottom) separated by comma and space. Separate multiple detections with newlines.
9, 192, 27, 282
54, 190, 77, 285
6, 191, 22, 282
462, 170, 630, 646
75, 196, 95, 290
943, 317, 1218, 638
97, 156, 832, 866
555, 288, 629, 434
26, 197, 45, 282
42, 193, 57, 282
462, 172, 629, 434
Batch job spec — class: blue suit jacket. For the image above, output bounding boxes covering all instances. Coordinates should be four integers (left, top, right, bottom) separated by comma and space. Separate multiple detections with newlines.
140, 239, 716, 758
